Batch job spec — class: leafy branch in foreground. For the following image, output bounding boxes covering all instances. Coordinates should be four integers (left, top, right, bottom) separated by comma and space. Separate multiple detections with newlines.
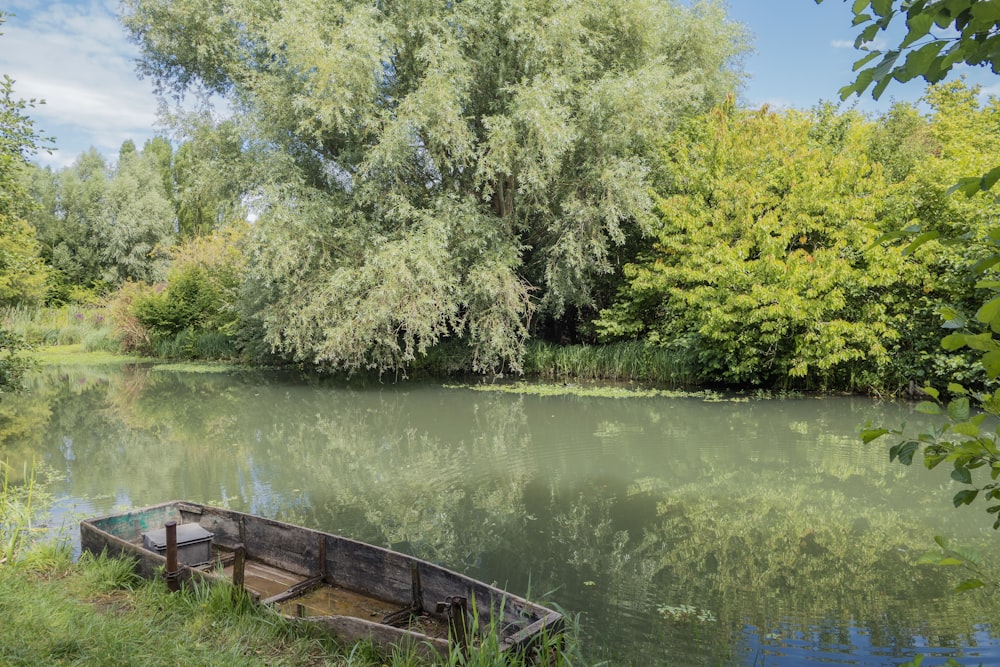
918, 535, 992, 593
819, 0, 1000, 195
863, 382, 1000, 527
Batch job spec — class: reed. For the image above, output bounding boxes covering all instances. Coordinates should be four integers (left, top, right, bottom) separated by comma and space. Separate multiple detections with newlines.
151, 329, 238, 360
0, 459, 38, 564
523, 340, 697, 386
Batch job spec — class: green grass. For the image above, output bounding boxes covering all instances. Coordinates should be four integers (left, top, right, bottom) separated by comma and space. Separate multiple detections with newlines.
30, 344, 152, 366
0, 552, 576, 666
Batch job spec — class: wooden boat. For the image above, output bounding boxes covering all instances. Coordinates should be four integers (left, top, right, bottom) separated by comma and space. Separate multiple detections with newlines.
80, 500, 563, 659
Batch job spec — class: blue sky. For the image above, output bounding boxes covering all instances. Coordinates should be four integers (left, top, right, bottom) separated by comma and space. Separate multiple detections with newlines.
1, 0, 998, 168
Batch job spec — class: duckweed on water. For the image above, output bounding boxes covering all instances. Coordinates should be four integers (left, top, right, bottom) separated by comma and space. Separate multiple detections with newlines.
446, 381, 754, 402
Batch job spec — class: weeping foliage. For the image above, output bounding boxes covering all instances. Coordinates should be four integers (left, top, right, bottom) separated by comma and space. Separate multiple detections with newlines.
121, 0, 748, 373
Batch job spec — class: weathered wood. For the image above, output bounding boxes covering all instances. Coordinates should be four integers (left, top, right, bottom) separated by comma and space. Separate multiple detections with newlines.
232, 544, 246, 589
318, 536, 327, 581
410, 563, 423, 611
80, 500, 562, 659
261, 575, 324, 606
164, 521, 179, 592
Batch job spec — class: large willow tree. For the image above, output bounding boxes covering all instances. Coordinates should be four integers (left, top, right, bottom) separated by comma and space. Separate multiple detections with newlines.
122, 0, 746, 373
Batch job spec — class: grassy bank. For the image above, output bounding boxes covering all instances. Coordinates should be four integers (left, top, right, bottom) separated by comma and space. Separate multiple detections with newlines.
0, 550, 574, 667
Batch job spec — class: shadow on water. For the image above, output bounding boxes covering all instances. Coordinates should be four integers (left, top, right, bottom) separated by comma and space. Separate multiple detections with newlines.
4, 364, 1000, 665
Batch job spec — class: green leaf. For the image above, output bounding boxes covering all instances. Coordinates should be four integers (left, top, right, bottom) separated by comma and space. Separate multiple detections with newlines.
936, 557, 967, 566
976, 297, 1000, 325
922, 386, 940, 400
951, 464, 973, 484
952, 544, 982, 565
915, 401, 942, 414
899, 41, 947, 80
953, 489, 979, 506
940, 306, 965, 328
952, 420, 981, 437
984, 165, 1000, 191
856, 24, 881, 48
948, 176, 984, 196
970, 2, 1000, 26
870, 0, 892, 19
934, 535, 949, 549
969, 254, 1000, 275
983, 350, 1000, 379
853, 12, 874, 26
947, 396, 970, 421
963, 332, 1000, 352
853, 50, 881, 71
890, 440, 920, 464
902, 230, 941, 255
954, 578, 985, 592
902, 12, 935, 48
947, 383, 967, 395
862, 427, 890, 443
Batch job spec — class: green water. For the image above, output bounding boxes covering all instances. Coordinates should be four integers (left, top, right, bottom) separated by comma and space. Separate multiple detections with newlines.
4, 363, 1000, 665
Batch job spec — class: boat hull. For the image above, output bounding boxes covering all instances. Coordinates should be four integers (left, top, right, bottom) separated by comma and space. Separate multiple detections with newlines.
80, 500, 562, 659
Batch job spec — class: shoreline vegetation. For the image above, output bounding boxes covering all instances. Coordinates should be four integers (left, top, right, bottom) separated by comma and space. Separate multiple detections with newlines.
4, 305, 920, 398
0, 306, 911, 401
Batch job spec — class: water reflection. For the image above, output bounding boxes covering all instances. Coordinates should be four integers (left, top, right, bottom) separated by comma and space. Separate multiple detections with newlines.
2, 364, 999, 665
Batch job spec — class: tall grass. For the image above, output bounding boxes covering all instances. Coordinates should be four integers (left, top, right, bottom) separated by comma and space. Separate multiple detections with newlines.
523, 340, 697, 386
151, 328, 238, 360
0, 547, 582, 666
2, 304, 119, 352
0, 459, 40, 563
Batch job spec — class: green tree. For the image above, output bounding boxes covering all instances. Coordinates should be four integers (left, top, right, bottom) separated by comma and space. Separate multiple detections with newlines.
94, 147, 175, 285
169, 115, 248, 237
596, 102, 921, 389
122, 0, 748, 373
25, 143, 176, 293
24, 151, 108, 296
0, 12, 50, 392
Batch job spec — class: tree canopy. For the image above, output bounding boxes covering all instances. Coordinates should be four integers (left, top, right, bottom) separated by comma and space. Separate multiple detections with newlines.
121, 0, 748, 373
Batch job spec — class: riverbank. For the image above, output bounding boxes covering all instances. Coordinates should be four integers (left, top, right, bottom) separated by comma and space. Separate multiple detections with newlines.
7, 305, 900, 394
0, 546, 574, 666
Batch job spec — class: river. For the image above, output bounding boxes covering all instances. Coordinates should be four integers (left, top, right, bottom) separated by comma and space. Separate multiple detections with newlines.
3, 362, 999, 665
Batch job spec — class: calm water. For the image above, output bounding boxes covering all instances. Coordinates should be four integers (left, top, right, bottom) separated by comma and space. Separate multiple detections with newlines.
4, 363, 1000, 665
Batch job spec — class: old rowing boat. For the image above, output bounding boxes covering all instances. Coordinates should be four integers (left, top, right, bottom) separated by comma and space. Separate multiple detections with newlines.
79, 500, 563, 659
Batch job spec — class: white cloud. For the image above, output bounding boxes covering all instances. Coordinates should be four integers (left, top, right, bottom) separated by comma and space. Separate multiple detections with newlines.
0, 0, 160, 167
831, 38, 887, 51
978, 81, 1000, 99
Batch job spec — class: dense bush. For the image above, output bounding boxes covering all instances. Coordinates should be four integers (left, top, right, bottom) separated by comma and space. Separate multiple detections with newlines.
127, 225, 247, 359
595, 88, 999, 392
